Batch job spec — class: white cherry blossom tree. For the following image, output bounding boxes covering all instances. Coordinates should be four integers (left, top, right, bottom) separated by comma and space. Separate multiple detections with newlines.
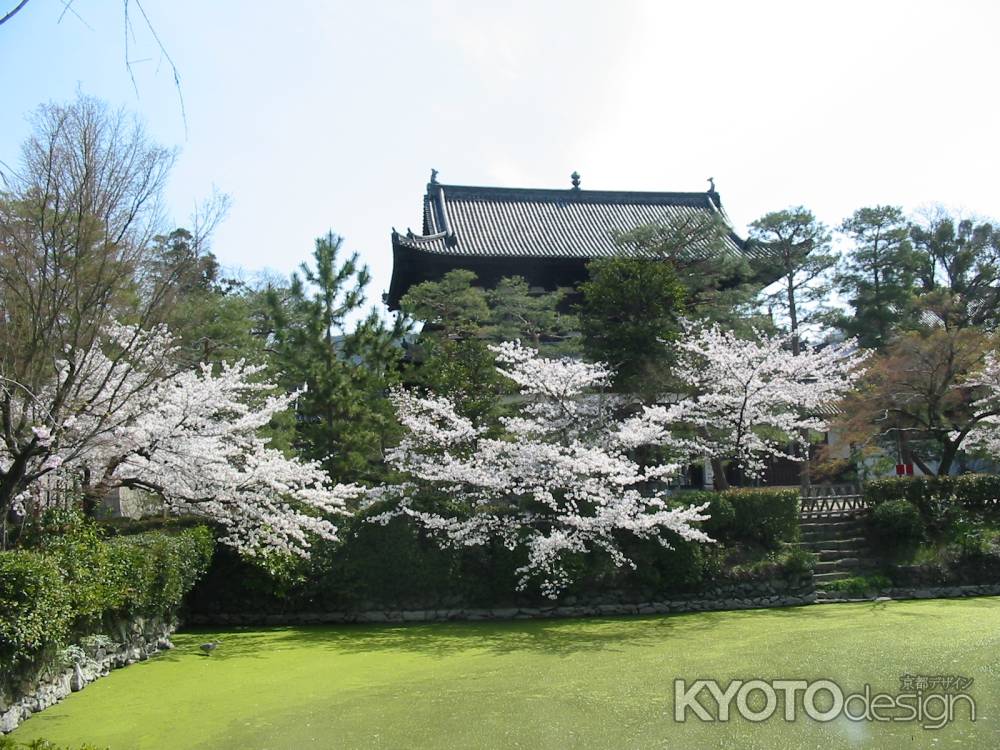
369, 341, 712, 598
625, 323, 870, 487
1, 323, 358, 557
959, 351, 1000, 458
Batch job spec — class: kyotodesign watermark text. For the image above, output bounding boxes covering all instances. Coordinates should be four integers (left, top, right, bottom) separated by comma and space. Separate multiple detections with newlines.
673, 675, 975, 729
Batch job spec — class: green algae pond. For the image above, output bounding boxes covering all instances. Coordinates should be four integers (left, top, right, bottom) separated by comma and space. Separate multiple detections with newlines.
10, 597, 1000, 749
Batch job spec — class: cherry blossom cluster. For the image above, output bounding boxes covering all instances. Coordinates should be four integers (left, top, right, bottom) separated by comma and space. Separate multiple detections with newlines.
370, 342, 712, 598
961, 352, 1000, 457
3, 323, 358, 557
624, 323, 871, 477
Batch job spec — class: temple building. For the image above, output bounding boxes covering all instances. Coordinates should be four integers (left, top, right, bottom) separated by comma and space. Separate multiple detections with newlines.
385, 171, 761, 309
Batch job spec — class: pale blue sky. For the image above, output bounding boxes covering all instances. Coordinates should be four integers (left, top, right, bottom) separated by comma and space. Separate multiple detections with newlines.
2, 0, 999, 308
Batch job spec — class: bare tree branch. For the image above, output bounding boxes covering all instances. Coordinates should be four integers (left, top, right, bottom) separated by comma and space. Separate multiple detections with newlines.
0, 0, 30, 27
132, 0, 187, 137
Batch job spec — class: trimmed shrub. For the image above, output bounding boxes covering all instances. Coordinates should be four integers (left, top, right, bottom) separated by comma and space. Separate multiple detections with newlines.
615, 530, 709, 595
725, 488, 800, 548
0, 519, 214, 680
679, 490, 736, 541
0, 551, 72, 667
725, 546, 815, 581
39, 520, 130, 626
865, 475, 1000, 514
113, 526, 215, 615
870, 499, 924, 551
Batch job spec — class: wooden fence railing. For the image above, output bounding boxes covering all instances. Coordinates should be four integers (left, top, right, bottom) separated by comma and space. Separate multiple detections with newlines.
799, 484, 869, 518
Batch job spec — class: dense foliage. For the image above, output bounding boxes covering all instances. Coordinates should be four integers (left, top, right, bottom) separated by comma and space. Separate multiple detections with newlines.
864, 475, 1000, 514
675, 488, 799, 549
577, 256, 686, 394
0, 517, 213, 675
187, 487, 807, 615
724, 489, 801, 548
859, 478, 1000, 586
869, 500, 925, 551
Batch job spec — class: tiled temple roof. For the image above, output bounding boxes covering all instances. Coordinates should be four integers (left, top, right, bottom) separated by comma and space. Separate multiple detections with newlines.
392, 179, 754, 260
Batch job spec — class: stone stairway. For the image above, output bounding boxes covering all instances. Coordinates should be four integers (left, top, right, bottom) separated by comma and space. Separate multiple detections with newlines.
795, 514, 874, 593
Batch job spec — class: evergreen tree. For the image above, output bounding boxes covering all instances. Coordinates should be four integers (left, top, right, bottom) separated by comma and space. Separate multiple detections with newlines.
614, 216, 767, 330
486, 276, 579, 354
398, 269, 490, 338
404, 336, 509, 424
749, 207, 838, 490
265, 232, 407, 483
399, 270, 510, 422
749, 207, 836, 355
834, 205, 917, 349
908, 209, 1000, 330
146, 228, 268, 367
577, 256, 687, 396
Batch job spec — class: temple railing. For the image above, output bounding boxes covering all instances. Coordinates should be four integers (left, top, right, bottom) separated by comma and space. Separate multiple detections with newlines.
798, 484, 869, 519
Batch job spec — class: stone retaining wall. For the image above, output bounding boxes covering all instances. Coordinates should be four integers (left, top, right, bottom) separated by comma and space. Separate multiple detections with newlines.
0, 617, 176, 735
186, 574, 817, 626
818, 582, 1000, 604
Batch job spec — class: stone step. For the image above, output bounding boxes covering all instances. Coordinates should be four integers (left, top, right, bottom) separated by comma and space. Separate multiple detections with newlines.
813, 570, 853, 583
795, 539, 868, 557
799, 525, 865, 538
813, 548, 866, 562
814, 557, 862, 572
798, 535, 869, 548
799, 519, 864, 530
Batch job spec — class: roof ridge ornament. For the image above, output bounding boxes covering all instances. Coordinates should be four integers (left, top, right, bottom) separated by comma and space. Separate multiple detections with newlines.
570, 171, 581, 190
429, 168, 439, 186
706, 176, 721, 208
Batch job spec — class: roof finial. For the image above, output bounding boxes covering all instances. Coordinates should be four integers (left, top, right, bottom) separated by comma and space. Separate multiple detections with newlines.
570, 171, 581, 190
430, 168, 439, 185
707, 176, 716, 193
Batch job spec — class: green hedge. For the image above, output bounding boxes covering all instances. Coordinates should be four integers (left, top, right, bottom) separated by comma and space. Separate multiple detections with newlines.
870, 499, 924, 551
678, 491, 736, 540
676, 488, 799, 549
724, 488, 800, 548
0, 521, 214, 671
865, 475, 1000, 514
0, 552, 73, 667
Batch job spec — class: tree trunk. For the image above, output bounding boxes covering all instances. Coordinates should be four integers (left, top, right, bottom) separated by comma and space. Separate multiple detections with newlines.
711, 458, 729, 491
909, 451, 935, 477
0, 452, 31, 522
81, 468, 101, 517
82, 489, 101, 517
798, 429, 812, 493
937, 441, 959, 476
787, 277, 811, 492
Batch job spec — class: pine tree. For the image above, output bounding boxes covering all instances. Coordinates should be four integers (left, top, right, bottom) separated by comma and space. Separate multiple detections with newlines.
577, 256, 687, 396
750, 207, 836, 355
265, 232, 408, 483
835, 206, 917, 349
